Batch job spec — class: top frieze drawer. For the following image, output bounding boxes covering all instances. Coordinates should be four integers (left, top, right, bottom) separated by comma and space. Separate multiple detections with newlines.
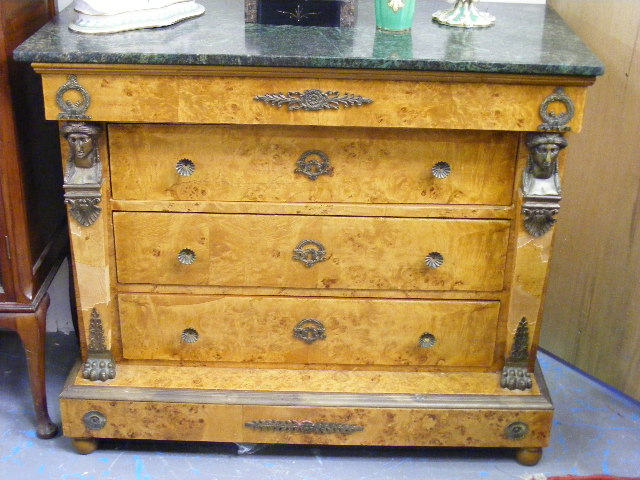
40, 72, 587, 131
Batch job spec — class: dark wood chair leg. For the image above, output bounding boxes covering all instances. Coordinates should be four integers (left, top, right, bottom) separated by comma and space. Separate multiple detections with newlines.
15, 293, 58, 439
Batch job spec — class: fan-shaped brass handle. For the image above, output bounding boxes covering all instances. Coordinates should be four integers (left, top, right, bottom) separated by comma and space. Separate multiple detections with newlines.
432, 161, 451, 179
176, 158, 196, 176
425, 252, 444, 269
419, 333, 436, 348
181, 328, 199, 344
178, 248, 196, 265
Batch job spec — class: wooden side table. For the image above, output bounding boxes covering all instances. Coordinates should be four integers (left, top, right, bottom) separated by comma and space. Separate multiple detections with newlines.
0, 0, 67, 439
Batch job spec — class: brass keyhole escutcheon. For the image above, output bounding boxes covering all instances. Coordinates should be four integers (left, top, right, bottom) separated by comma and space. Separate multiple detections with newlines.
293, 240, 327, 268
295, 150, 333, 180
293, 318, 327, 344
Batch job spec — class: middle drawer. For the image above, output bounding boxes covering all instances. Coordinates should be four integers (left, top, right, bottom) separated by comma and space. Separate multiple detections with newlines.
113, 212, 510, 292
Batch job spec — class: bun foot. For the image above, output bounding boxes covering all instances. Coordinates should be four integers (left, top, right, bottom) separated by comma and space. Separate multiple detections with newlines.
515, 447, 542, 466
71, 437, 99, 454
36, 420, 59, 439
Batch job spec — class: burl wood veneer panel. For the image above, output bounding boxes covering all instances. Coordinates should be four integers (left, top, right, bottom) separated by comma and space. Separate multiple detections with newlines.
113, 213, 511, 292
109, 124, 517, 206
60, 399, 552, 448
118, 294, 500, 368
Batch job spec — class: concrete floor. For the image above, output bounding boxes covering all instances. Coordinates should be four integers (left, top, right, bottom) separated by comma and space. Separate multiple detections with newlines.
1, 268, 639, 479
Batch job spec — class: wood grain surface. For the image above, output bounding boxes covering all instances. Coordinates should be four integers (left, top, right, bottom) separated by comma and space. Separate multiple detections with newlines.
118, 294, 500, 368
112, 212, 510, 292
109, 124, 517, 205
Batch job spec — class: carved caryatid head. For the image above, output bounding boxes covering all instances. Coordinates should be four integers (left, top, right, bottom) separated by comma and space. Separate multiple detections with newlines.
62, 122, 101, 168
525, 132, 568, 179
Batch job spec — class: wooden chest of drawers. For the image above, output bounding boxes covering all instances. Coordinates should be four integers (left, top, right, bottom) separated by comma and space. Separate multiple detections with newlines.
16, 0, 602, 465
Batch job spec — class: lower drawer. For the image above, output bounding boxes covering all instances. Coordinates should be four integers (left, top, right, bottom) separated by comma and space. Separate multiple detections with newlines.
118, 294, 500, 368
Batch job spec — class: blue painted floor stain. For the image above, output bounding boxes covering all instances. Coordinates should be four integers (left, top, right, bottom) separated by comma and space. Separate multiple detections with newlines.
1, 331, 639, 480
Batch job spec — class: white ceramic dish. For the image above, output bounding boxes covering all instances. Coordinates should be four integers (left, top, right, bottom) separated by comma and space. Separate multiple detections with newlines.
69, 0, 205, 34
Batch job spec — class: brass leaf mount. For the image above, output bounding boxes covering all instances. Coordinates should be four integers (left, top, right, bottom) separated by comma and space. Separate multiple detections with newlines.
255, 89, 373, 111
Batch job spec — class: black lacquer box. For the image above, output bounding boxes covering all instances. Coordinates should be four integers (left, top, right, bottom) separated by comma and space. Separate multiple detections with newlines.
245, 0, 357, 27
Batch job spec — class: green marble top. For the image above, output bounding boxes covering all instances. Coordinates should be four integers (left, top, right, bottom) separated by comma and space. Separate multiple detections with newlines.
14, 0, 603, 76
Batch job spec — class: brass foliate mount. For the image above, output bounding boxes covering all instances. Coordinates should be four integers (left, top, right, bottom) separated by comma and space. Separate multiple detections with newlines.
255, 89, 373, 111
245, 420, 364, 435
82, 309, 116, 382
501, 317, 532, 391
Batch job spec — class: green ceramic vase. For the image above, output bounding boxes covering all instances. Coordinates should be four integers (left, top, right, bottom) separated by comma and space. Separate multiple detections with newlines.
375, 0, 416, 31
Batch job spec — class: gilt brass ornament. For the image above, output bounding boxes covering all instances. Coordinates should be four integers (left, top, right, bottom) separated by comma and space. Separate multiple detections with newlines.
255, 89, 373, 111
501, 317, 532, 391
83, 411, 107, 431
293, 318, 327, 344
56, 75, 91, 120
82, 308, 116, 382
295, 150, 333, 180
62, 122, 103, 227
293, 240, 327, 268
506, 421, 530, 440
522, 132, 567, 237
538, 88, 575, 132
245, 419, 364, 434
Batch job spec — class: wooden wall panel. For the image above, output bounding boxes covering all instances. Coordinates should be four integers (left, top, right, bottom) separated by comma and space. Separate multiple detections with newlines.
543, 1, 640, 400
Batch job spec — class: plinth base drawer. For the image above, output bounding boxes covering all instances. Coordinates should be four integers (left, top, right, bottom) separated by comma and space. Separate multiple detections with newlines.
61, 399, 551, 448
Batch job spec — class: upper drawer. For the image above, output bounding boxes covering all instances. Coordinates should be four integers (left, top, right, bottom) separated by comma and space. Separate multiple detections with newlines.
109, 125, 517, 206
113, 212, 510, 292
118, 293, 500, 368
